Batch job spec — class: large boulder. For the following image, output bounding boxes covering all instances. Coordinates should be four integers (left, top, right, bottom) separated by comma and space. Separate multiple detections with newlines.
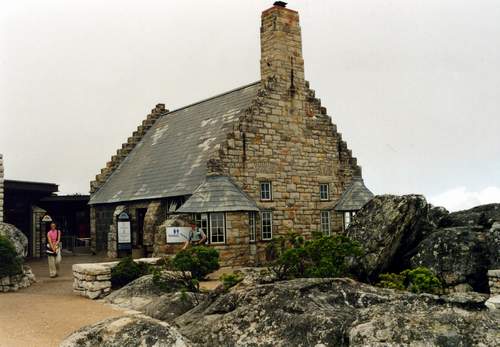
439, 203, 500, 229
410, 226, 494, 292
0, 222, 28, 258
174, 278, 498, 346
60, 314, 192, 347
346, 195, 434, 280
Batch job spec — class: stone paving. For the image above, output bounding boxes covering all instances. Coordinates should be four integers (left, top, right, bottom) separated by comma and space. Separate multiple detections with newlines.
0, 255, 126, 347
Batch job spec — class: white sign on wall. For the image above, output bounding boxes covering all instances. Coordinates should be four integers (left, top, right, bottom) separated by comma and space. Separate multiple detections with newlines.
117, 221, 131, 244
166, 227, 192, 244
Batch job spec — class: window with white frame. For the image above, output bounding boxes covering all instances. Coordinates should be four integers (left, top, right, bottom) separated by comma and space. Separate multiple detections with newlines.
209, 213, 225, 244
344, 211, 352, 230
261, 211, 273, 240
320, 183, 330, 201
260, 181, 272, 201
320, 210, 331, 235
194, 213, 208, 236
249, 212, 256, 242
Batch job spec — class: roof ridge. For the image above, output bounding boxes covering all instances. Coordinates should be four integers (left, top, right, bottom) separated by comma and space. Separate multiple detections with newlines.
164, 81, 260, 115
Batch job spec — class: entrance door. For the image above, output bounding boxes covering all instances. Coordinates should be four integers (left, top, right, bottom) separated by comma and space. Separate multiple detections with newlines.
135, 209, 147, 248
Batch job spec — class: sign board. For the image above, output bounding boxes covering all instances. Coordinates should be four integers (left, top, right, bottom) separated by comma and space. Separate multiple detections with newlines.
41, 215, 53, 222
166, 227, 192, 244
117, 212, 131, 250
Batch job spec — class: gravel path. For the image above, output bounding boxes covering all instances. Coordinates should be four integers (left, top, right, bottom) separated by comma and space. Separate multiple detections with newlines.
0, 254, 126, 347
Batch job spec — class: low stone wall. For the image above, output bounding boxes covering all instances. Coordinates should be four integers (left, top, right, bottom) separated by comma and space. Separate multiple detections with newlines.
73, 258, 160, 299
0, 265, 36, 292
488, 269, 500, 295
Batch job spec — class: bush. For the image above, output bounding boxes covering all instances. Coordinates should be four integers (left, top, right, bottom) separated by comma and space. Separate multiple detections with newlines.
270, 235, 362, 280
220, 273, 243, 291
171, 246, 220, 281
0, 235, 23, 277
378, 267, 442, 294
111, 257, 150, 288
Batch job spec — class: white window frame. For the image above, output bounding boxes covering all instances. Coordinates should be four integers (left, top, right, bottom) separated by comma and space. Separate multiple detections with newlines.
194, 213, 209, 237
209, 213, 225, 244
261, 211, 273, 240
344, 211, 353, 230
320, 210, 331, 236
260, 181, 272, 201
319, 183, 330, 201
249, 212, 256, 242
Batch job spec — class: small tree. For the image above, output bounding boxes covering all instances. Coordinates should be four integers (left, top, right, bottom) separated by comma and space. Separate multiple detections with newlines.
172, 246, 220, 281
378, 267, 442, 294
0, 235, 23, 277
111, 257, 150, 288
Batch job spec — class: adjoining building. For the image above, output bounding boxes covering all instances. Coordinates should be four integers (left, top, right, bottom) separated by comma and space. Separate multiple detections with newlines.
88, 2, 373, 265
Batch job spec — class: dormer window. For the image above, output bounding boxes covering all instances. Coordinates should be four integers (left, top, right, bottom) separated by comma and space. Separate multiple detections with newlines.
260, 181, 272, 201
320, 183, 330, 201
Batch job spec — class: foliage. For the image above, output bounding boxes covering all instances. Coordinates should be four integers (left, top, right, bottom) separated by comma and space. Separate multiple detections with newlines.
269, 234, 362, 280
0, 235, 23, 277
378, 267, 442, 294
171, 246, 220, 281
111, 257, 150, 288
220, 273, 243, 291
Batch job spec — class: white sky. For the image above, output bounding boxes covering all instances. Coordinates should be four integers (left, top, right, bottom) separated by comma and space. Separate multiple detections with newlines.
1, 0, 499, 211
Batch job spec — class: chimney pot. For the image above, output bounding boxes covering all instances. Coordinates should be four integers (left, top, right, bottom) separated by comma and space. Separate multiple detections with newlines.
274, 1, 287, 7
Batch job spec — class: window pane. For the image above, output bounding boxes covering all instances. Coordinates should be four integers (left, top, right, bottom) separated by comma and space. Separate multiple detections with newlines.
321, 211, 331, 236
210, 213, 225, 244
320, 184, 329, 200
344, 212, 351, 230
249, 212, 256, 242
261, 211, 273, 240
260, 182, 271, 200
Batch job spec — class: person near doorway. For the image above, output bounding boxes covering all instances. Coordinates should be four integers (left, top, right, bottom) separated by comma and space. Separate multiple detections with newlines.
182, 223, 207, 250
46, 222, 62, 277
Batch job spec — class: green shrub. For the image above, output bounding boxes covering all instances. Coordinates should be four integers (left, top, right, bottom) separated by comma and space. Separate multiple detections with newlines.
0, 235, 23, 277
111, 257, 150, 288
220, 273, 243, 291
378, 267, 442, 294
171, 246, 220, 281
270, 235, 362, 280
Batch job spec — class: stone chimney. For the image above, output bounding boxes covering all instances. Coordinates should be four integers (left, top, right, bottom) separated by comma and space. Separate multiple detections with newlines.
260, 2, 305, 97
0, 154, 4, 222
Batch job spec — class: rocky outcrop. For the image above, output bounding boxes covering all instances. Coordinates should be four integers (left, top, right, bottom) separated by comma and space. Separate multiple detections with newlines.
0, 222, 28, 258
346, 195, 434, 280
410, 226, 492, 292
1, 265, 35, 292
60, 314, 191, 347
439, 203, 500, 228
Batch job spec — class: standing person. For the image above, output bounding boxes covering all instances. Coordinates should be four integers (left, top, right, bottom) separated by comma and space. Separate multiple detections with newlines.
46, 223, 62, 278
182, 223, 207, 250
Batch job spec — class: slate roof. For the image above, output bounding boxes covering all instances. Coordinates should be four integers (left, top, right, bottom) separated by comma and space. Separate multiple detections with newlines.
89, 82, 260, 205
335, 177, 374, 211
176, 175, 259, 213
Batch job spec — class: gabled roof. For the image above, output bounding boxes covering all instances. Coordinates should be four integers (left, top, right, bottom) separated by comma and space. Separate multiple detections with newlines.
335, 177, 374, 211
176, 175, 259, 213
89, 82, 260, 205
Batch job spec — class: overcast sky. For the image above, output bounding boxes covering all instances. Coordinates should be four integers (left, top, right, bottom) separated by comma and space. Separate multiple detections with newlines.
1, 0, 499, 211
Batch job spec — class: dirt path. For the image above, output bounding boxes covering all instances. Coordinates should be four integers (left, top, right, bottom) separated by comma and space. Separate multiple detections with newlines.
0, 255, 126, 347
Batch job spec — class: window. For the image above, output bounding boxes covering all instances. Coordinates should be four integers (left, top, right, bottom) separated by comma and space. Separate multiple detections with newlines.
249, 212, 256, 242
194, 213, 209, 236
261, 211, 273, 240
209, 213, 225, 244
320, 183, 330, 201
344, 211, 352, 230
320, 211, 331, 236
260, 181, 272, 201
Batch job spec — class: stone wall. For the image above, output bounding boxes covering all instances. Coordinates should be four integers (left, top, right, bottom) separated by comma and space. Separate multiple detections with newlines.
0, 154, 4, 222
72, 258, 160, 299
488, 269, 500, 295
0, 265, 35, 293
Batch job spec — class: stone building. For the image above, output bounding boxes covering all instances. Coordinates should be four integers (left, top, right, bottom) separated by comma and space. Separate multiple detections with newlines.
89, 2, 373, 265
0, 154, 3, 222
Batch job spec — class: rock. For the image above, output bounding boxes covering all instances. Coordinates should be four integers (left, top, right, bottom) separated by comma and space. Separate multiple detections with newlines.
439, 203, 500, 229
428, 204, 450, 227
346, 195, 434, 280
106, 273, 188, 312
0, 222, 28, 258
410, 226, 492, 292
144, 292, 206, 322
173, 278, 498, 347
485, 295, 500, 310
60, 314, 192, 347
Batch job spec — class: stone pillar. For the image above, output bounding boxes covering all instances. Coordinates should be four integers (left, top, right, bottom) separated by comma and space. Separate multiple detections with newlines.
0, 154, 4, 222
108, 205, 126, 258
488, 270, 500, 296
90, 206, 97, 254
260, 3, 305, 97
143, 200, 165, 255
